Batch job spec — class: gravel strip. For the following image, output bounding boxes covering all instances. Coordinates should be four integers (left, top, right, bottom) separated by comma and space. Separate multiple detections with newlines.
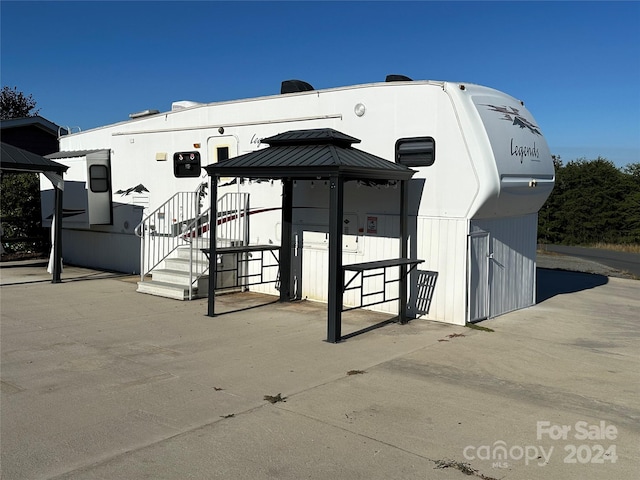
537, 252, 636, 279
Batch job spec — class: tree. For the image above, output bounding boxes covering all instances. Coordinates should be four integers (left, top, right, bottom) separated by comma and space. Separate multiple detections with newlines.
620, 163, 640, 243
1, 86, 45, 256
0, 86, 40, 120
538, 157, 640, 245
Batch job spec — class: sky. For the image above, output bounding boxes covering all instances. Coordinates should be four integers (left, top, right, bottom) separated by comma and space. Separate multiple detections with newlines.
1, 1, 639, 168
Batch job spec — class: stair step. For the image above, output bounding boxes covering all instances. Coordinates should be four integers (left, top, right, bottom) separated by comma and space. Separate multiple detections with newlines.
165, 256, 209, 272
137, 238, 243, 301
151, 268, 201, 286
136, 280, 199, 300
175, 247, 209, 261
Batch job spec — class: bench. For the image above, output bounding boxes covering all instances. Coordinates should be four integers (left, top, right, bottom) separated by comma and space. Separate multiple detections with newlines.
342, 257, 424, 316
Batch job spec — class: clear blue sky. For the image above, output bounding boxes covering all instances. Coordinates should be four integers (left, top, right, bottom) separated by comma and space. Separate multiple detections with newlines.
2, 1, 639, 168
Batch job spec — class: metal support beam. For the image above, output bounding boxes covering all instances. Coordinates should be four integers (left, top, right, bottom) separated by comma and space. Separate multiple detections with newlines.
279, 179, 293, 301
52, 184, 63, 284
327, 175, 344, 343
207, 177, 218, 316
399, 179, 409, 323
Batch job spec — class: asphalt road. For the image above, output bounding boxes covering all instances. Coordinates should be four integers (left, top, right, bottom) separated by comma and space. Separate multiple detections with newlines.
541, 245, 640, 277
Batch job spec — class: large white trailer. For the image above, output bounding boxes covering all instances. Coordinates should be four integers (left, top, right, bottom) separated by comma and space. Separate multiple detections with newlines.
42, 77, 555, 325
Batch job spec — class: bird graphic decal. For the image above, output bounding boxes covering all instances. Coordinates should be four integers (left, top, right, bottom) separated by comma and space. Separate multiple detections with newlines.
483, 104, 541, 135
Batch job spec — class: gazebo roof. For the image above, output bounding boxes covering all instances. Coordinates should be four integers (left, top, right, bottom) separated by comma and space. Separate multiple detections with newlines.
205, 128, 415, 181
1, 142, 68, 174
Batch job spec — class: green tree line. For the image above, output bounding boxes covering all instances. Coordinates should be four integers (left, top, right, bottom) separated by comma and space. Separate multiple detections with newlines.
538, 157, 640, 245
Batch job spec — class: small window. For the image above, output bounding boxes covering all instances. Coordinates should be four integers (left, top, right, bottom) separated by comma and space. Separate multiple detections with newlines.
395, 137, 435, 167
89, 165, 110, 192
174, 151, 201, 177
217, 146, 229, 162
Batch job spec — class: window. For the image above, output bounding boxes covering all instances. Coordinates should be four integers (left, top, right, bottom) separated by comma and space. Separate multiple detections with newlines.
174, 151, 201, 177
395, 137, 435, 167
89, 165, 110, 192
217, 146, 229, 162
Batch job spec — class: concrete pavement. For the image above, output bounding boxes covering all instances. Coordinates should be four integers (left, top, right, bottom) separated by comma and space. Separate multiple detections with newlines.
1, 260, 639, 479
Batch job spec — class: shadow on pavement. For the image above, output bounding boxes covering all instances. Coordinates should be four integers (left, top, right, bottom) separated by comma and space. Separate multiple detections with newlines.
536, 267, 608, 303
0, 259, 48, 269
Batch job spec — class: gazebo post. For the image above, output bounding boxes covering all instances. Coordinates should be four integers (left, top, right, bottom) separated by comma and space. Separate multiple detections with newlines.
327, 175, 344, 343
399, 179, 409, 323
279, 178, 293, 301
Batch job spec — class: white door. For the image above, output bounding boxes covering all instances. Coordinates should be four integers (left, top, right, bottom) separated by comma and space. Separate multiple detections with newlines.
206, 135, 239, 205
469, 231, 490, 322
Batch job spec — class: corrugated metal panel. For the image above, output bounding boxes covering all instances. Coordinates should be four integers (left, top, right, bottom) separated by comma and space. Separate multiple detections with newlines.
471, 213, 538, 318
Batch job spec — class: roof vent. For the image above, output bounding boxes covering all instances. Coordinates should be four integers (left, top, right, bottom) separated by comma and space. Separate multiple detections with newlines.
281, 79, 315, 94
385, 74, 413, 82
129, 109, 159, 119
171, 100, 204, 111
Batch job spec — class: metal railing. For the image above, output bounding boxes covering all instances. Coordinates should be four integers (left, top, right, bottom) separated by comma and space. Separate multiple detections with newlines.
134, 190, 203, 278
134, 185, 249, 299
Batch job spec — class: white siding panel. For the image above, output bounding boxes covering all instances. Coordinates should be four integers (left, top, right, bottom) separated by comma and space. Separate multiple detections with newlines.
288, 215, 471, 326
412, 217, 468, 325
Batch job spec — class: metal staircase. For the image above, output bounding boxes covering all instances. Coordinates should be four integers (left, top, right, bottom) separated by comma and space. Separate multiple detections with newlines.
134, 184, 249, 300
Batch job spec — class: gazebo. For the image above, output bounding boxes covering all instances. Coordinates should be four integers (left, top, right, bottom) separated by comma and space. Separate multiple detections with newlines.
0, 142, 67, 283
205, 129, 420, 342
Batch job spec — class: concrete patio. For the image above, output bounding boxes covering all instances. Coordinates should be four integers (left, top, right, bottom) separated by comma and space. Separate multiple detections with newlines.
1, 260, 638, 479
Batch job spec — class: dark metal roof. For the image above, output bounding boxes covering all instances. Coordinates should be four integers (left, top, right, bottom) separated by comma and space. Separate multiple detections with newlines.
264, 128, 360, 147
46, 149, 108, 159
206, 128, 415, 181
0, 115, 68, 136
0, 142, 68, 174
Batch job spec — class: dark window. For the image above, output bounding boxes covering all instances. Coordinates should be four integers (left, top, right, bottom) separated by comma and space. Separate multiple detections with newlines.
217, 146, 229, 162
395, 137, 435, 167
89, 165, 110, 192
174, 151, 201, 177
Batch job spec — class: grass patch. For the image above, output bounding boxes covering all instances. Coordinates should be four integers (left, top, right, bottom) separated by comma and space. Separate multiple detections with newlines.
589, 242, 640, 254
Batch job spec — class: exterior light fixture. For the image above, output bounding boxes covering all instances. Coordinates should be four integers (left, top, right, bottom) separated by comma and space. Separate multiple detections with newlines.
354, 103, 366, 117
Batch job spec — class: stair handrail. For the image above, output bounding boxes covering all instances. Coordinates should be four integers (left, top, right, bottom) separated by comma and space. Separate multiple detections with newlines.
135, 190, 201, 280
185, 192, 250, 298
135, 186, 249, 299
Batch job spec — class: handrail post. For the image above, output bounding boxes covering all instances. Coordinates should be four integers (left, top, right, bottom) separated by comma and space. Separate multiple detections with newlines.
139, 232, 145, 282
188, 191, 197, 299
